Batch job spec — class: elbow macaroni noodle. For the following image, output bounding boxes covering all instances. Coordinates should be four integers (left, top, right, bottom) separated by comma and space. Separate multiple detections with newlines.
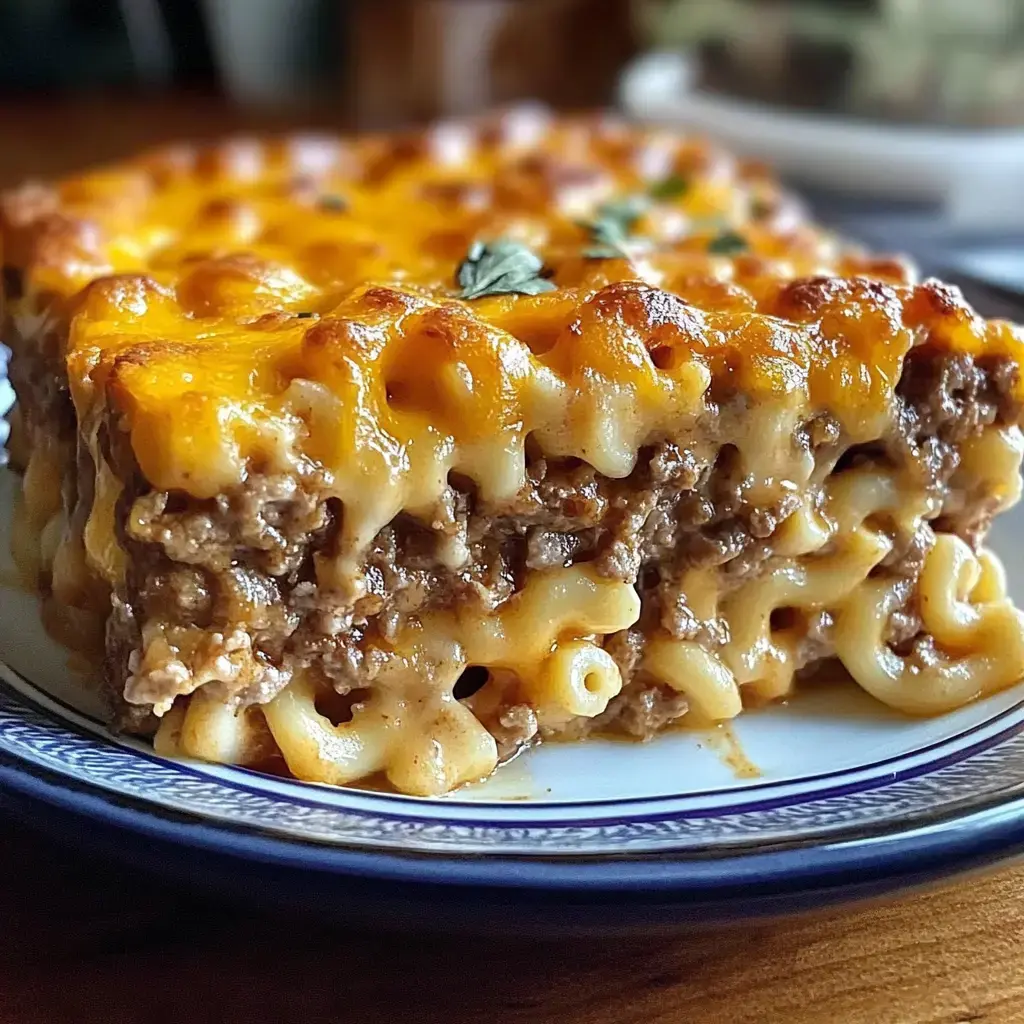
834, 538, 1024, 715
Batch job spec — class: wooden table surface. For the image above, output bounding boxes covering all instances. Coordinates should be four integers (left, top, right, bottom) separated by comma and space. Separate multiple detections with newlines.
2, 92, 1024, 1023
0, 822, 1021, 1024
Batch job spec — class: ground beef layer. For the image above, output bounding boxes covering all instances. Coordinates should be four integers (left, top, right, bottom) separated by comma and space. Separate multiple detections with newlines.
101, 348, 1021, 756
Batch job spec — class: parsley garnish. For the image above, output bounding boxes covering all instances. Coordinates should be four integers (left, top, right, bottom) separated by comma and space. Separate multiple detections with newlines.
294, 311, 316, 319
580, 195, 649, 259
598, 195, 650, 227
456, 239, 557, 300
708, 231, 748, 255
318, 194, 347, 212
649, 173, 689, 201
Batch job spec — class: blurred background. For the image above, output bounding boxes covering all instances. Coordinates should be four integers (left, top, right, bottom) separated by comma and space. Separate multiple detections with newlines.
2, 0, 1024, 290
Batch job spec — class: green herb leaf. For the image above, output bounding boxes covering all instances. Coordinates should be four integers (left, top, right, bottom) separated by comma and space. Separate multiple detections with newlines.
580, 221, 632, 260
582, 244, 628, 260
318, 194, 348, 212
707, 230, 748, 255
597, 195, 650, 228
579, 195, 650, 260
456, 239, 557, 300
294, 311, 316, 319
649, 173, 689, 201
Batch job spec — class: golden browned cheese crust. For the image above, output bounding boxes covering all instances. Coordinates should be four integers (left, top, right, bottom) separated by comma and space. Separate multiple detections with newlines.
4, 110, 1024, 795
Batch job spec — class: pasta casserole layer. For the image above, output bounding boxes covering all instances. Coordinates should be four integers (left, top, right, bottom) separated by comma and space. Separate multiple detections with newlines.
3, 111, 1024, 795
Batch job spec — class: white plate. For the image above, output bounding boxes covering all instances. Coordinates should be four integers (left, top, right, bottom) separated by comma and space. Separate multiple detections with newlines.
3, 466, 1024, 931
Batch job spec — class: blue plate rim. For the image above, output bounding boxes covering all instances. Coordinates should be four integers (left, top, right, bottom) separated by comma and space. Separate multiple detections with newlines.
6, 656, 1024, 835
6, 651, 1024, 866
18, 657, 1024, 813
3, 740, 1024, 897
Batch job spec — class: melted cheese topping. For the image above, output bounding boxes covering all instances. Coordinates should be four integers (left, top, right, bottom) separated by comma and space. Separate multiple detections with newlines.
5, 111, 1023, 584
